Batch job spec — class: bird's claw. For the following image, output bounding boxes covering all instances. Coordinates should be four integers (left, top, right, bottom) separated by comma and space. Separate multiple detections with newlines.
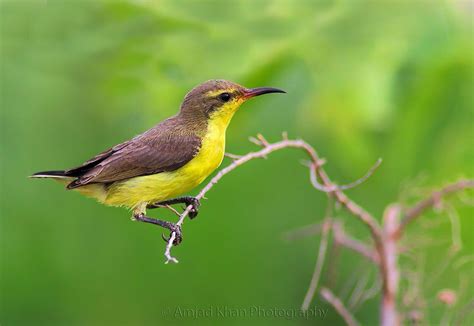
186, 197, 201, 219
161, 224, 182, 245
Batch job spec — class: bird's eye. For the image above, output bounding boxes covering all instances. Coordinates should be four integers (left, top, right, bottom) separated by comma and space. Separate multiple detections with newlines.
218, 92, 231, 102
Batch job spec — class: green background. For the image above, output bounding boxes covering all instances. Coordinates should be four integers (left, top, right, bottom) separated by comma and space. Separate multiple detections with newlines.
1, 0, 473, 325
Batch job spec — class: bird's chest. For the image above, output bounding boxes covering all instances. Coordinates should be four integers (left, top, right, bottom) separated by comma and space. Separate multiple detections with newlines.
183, 122, 226, 183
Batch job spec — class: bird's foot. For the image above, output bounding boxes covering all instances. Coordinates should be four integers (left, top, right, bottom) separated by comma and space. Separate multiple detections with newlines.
161, 223, 182, 246
185, 197, 200, 219
147, 196, 201, 219
133, 213, 182, 245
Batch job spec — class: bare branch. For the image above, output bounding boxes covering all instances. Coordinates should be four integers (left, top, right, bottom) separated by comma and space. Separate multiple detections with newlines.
358, 277, 382, 308
284, 220, 379, 263
164, 232, 178, 264
381, 204, 401, 326
282, 222, 324, 242
163, 136, 384, 263
329, 188, 384, 258
248, 136, 264, 147
445, 204, 462, 252
155, 133, 473, 326
308, 162, 338, 192
338, 158, 383, 190
398, 179, 474, 235
332, 221, 379, 264
290, 139, 384, 251
256, 133, 270, 147
320, 287, 360, 326
349, 271, 371, 310
341, 262, 366, 302
307, 157, 382, 192
301, 218, 331, 311
224, 152, 243, 160
326, 237, 342, 288
454, 255, 474, 270
310, 159, 384, 259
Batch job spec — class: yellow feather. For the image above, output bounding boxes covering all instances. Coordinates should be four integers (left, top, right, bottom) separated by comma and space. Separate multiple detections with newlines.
75, 98, 243, 214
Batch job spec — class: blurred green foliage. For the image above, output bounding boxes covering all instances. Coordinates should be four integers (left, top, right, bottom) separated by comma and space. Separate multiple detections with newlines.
1, 0, 472, 325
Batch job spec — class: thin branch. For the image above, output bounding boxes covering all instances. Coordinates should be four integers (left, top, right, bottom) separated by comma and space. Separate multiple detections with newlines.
358, 277, 382, 309
349, 271, 371, 310
381, 204, 401, 326
305, 157, 382, 192
340, 263, 365, 302
309, 158, 385, 261
164, 232, 178, 264
256, 133, 270, 147
163, 136, 383, 263
454, 255, 474, 270
398, 179, 474, 235
308, 161, 337, 192
444, 204, 462, 252
320, 287, 360, 326
287, 139, 385, 258
301, 218, 332, 311
332, 221, 379, 264
282, 222, 324, 242
284, 220, 378, 263
338, 158, 383, 190
326, 237, 342, 288
224, 152, 242, 160
156, 132, 474, 326
248, 136, 264, 148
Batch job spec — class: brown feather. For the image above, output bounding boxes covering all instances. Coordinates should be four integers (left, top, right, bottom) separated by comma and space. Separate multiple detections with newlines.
63, 80, 245, 189
66, 115, 205, 189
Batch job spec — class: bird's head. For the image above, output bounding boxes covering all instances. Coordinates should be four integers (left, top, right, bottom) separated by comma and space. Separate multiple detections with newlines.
179, 79, 285, 126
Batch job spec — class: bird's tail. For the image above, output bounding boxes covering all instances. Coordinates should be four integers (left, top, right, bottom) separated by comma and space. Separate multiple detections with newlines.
30, 170, 107, 201
30, 170, 73, 179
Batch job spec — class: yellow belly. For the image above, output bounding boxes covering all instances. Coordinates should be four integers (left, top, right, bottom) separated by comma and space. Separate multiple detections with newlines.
72, 98, 240, 212
97, 123, 226, 211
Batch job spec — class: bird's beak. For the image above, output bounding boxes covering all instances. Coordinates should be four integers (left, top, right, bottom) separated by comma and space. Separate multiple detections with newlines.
242, 87, 286, 99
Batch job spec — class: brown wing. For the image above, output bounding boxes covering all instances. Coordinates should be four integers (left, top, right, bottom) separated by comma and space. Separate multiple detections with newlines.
63, 141, 131, 177
66, 118, 202, 189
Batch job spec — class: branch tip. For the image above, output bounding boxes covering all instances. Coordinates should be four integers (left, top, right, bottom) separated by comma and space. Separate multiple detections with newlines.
398, 179, 474, 235
320, 287, 360, 326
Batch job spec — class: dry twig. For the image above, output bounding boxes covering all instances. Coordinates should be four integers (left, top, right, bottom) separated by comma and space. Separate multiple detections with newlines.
398, 179, 474, 235
320, 287, 360, 326
157, 133, 473, 326
332, 221, 379, 263
284, 219, 379, 264
163, 135, 383, 263
302, 217, 332, 311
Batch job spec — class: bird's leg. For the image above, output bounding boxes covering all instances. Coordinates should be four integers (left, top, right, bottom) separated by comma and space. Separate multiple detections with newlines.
133, 213, 182, 245
147, 196, 201, 219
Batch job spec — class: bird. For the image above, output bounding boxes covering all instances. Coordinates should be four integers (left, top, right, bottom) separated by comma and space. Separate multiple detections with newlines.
31, 79, 285, 243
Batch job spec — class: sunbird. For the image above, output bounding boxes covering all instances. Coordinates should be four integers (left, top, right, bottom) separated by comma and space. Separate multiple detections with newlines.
32, 80, 285, 243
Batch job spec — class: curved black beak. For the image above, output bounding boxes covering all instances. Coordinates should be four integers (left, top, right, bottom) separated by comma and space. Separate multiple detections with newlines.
242, 87, 286, 99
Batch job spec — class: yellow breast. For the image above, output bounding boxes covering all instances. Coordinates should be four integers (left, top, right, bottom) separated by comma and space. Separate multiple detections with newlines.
74, 94, 243, 211
102, 117, 227, 210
